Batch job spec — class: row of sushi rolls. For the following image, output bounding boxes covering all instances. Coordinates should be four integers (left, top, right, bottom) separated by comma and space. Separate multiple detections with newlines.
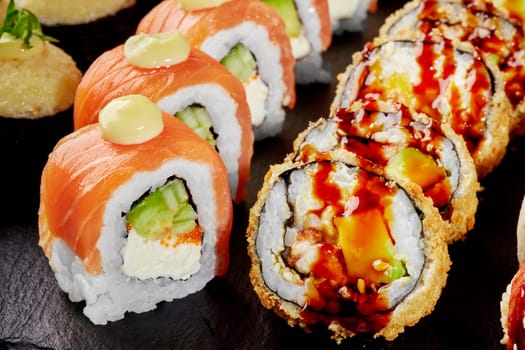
4, 0, 525, 346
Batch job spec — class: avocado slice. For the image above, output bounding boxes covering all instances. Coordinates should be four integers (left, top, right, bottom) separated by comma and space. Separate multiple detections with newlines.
262, 0, 302, 38
126, 179, 198, 240
385, 147, 447, 189
220, 43, 257, 83
175, 106, 217, 147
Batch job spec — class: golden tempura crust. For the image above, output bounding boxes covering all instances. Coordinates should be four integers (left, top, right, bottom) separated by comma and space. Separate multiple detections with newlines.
0, 43, 82, 119
246, 158, 451, 342
13, 0, 135, 26
517, 196, 525, 265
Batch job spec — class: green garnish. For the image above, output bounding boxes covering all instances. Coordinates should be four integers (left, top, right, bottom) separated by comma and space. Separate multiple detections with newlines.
0, 0, 57, 49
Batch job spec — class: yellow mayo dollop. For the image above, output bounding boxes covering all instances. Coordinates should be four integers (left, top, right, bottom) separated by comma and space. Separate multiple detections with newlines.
0, 32, 44, 60
99, 94, 164, 145
124, 31, 190, 69
179, 0, 231, 11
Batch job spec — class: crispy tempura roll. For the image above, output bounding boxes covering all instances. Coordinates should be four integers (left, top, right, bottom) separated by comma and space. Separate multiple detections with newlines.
247, 157, 450, 342
262, 0, 332, 84
380, 0, 525, 136
74, 31, 253, 203
289, 100, 480, 243
39, 95, 233, 325
137, 0, 296, 141
331, 34, 511, 178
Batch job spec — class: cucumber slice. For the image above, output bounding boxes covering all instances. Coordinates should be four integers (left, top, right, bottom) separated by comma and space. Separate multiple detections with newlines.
175, 106, 217, 147
126, 179, 197, 240
172, 204, 198, 235
220, 43, 256, 82
262, 0, 302, 38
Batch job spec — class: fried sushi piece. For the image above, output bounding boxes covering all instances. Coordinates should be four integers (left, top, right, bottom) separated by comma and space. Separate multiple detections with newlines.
380, 0, 525, 136
74, 30, 253, 203
261, 0, 332, 84
11, 0, 135, 26
247, 157, 451, 342
500, 196, 525, 349
331, 34, 511, 178
0, 0, 82, 119
137, 0, 296, 141
289, 100, 480, 243
39, 95, 233, 325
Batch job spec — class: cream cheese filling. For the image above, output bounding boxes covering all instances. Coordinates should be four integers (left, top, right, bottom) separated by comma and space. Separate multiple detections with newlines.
121, 229, 202, 280
245, 72, 269, 127
291, 34, 311, 60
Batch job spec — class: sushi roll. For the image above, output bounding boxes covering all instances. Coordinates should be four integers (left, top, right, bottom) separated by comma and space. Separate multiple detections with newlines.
328, 0, 373, 34
247, 156, 450, 341
136, 0, 296, 141
11, 0, 136, 25
380, 0, 525, 136
73, 30, 253, 204
39, 94, 233, 325
289, 100, 480, 243
261, 0, 332, 84
331, 34, 511, 178
500, 195, 525, 349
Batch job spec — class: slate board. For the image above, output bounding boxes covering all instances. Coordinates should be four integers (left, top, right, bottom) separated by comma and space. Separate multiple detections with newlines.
1, 1, 523, 349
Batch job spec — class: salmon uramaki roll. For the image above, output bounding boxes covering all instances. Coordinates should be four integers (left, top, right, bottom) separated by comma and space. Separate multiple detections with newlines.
137, 0, 296, 141
331, 34, 511, 178
74, 30, 253, 203
247, 157, 450, 342
290, 100, 480, 243
39, 95, 233, 325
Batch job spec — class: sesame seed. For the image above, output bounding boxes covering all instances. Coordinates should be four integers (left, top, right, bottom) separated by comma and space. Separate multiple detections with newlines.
357, 278, 366, 294
372, 259, 390, 271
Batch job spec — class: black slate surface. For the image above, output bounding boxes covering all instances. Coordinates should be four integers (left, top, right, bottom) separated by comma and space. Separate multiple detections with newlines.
1, 0, 523, 349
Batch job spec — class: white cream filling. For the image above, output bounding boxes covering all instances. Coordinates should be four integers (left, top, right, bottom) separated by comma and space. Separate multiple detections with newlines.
244, 73, 269, 127
121, 229, 202, 281
291, 34, 311, 60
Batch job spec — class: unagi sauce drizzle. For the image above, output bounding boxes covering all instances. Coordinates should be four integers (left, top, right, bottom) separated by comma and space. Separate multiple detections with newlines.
357, 37, 489, 154
417, 0, 525, 109
334, 102, 452, 214
299, 162, 397, 334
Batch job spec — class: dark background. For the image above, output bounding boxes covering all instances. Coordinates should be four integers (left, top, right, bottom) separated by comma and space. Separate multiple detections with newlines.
1, 0, 523, 349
